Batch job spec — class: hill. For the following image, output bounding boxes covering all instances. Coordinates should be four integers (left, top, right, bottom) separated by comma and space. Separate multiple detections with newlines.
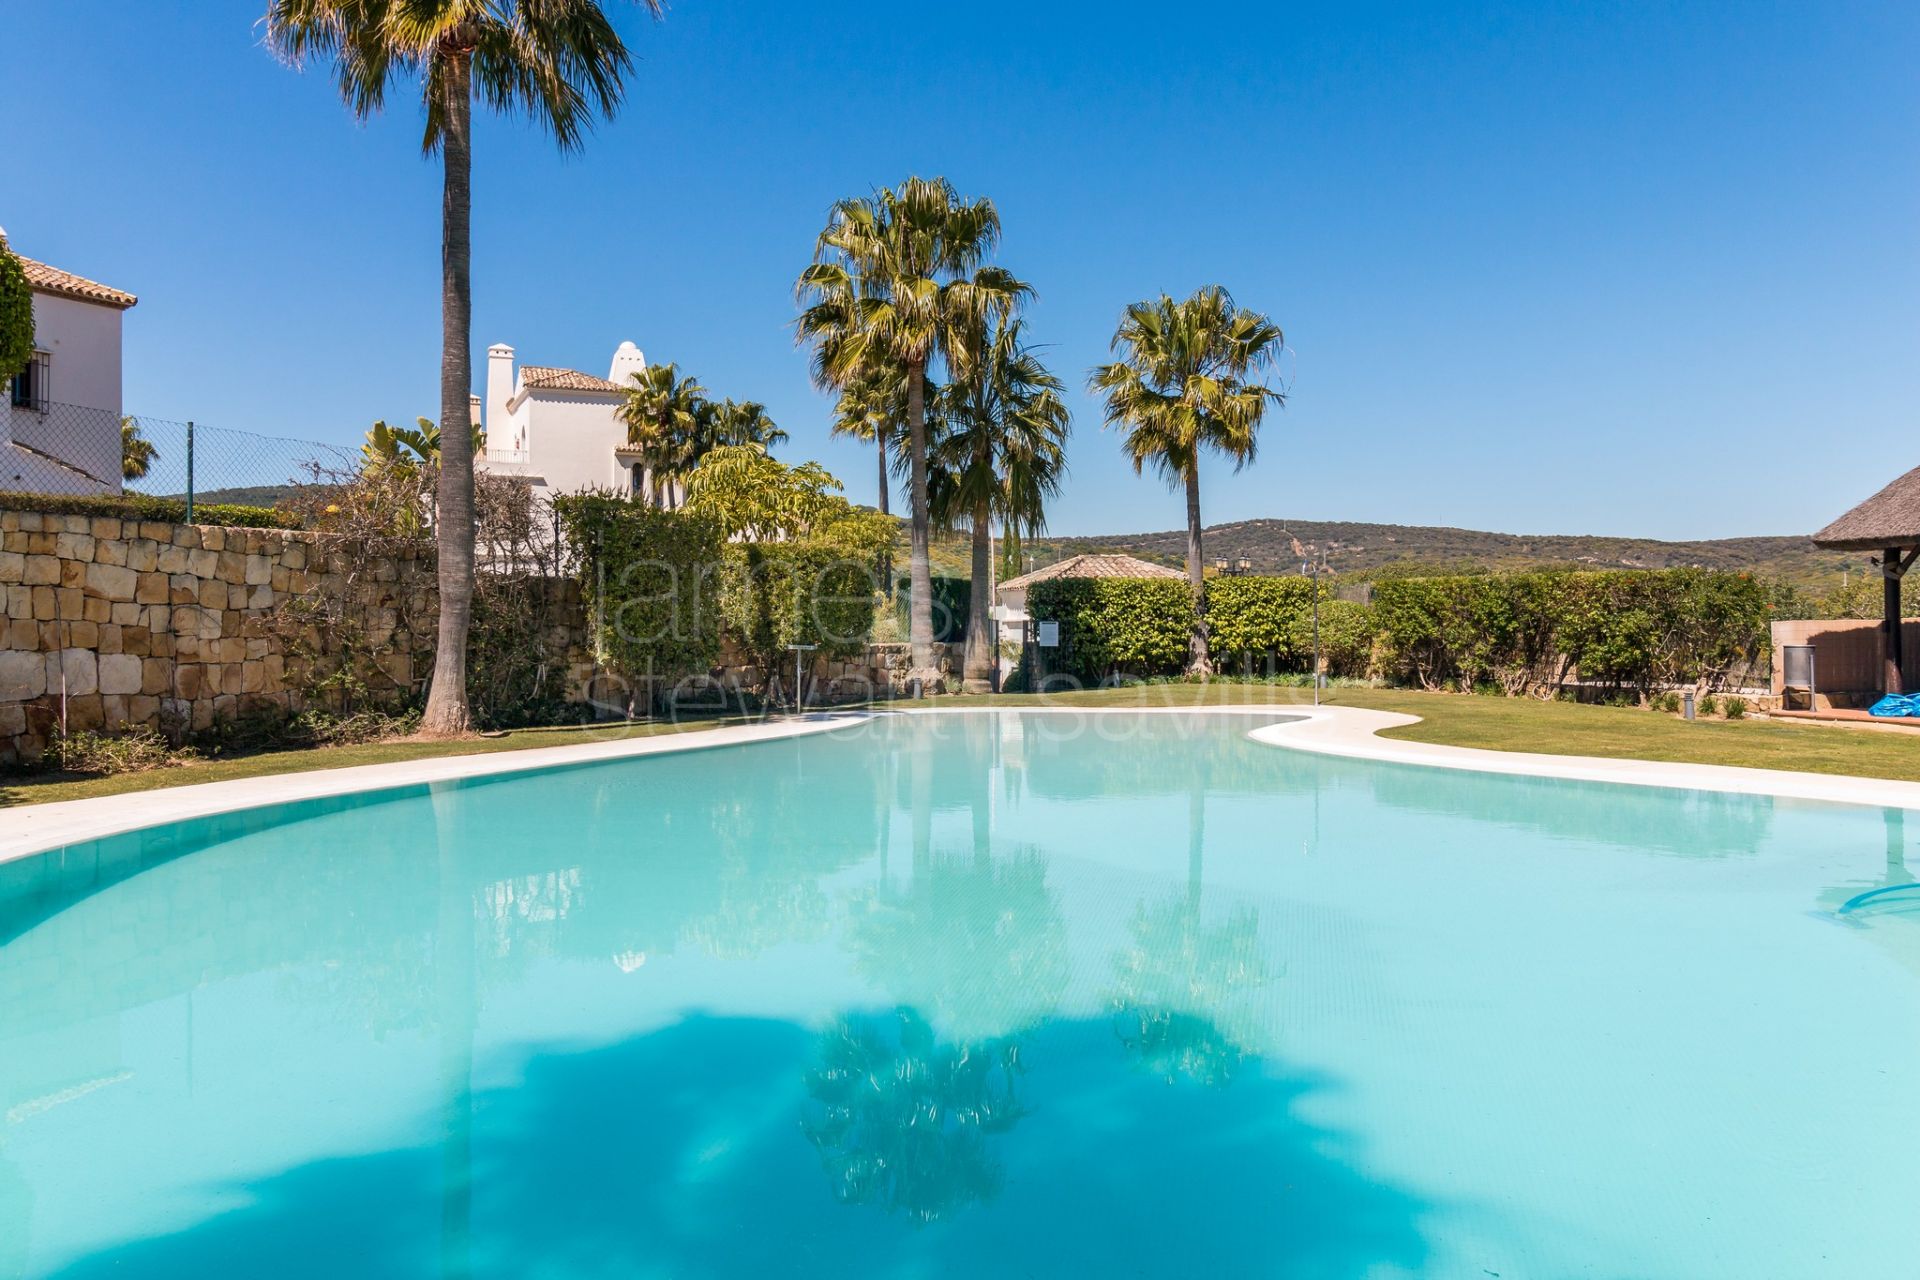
934, 518, 1866, 591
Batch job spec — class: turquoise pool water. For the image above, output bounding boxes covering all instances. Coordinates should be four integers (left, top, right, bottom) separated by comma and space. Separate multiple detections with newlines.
2, 711, 1917, 1278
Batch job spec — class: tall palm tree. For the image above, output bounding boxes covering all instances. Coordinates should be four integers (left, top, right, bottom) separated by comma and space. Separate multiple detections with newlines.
264, 0, 654, 736
618, 362, 707, 507
929, 317, 1069, 692
797, 177, 1026, 683
829, 360, 910, 598
1089, 286, 1285, 676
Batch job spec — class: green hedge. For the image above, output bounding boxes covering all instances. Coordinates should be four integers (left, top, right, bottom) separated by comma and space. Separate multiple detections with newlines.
0, 489, 299, 530
1205, 576, 1376, 677
554, 495, 727, 693
1027, 577, 1194, 682
1372, 569, 1770, 695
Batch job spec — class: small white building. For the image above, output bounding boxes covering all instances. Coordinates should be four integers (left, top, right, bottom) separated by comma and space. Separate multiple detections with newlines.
2, 240, 137, 495
475, 340, 668, 506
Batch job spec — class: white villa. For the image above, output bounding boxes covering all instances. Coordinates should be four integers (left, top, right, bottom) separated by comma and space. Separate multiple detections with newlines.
2, 236, 136, 495
475, 340, 673, 505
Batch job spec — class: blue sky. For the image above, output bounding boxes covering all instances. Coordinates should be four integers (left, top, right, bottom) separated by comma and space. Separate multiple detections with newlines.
5, 0, 1916, 539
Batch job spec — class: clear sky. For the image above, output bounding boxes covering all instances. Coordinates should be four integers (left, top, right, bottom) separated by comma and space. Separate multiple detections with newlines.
5, 1, 1915, 539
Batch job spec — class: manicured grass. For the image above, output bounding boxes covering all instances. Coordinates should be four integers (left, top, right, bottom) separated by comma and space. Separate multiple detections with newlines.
0, 717, 752, 808
5, 683, 1917, 808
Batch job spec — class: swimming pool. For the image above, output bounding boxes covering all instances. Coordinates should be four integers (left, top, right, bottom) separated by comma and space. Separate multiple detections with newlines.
2, 710, 1916, 1278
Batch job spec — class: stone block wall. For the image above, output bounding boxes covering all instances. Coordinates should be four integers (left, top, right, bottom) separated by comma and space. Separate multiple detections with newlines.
0, 508, 451, 764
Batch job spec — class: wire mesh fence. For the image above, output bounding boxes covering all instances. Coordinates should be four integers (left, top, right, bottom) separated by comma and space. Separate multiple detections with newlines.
4, 401, 357, 509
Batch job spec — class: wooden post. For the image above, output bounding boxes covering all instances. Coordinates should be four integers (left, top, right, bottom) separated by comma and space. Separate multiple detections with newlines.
1886, 546, 1906, 696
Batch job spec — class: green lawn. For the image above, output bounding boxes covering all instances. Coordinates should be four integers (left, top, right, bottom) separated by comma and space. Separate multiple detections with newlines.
5, 683, 1917, 809
0, 718, 752, 808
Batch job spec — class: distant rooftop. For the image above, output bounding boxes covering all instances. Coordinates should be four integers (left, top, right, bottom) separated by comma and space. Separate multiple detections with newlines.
14, 252, 137, 310
520, 365, 623, 394
999, 552, 1184, 593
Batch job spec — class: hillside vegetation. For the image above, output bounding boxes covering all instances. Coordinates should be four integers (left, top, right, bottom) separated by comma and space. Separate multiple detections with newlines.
941, 517, 1868, 592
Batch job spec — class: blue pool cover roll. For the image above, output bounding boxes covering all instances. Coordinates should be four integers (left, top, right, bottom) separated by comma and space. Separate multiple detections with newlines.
1869, 693, 1920, 717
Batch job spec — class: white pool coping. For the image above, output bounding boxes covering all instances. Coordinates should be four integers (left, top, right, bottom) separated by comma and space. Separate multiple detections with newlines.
0, 713, 873, 866
5, 702, 1917, 868
1245, 704, 1920, 811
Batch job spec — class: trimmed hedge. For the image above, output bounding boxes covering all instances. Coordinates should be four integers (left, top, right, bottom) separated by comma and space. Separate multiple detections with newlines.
1025, 567, 1769, 695
0, 489, 298, 530
554, 495, 727, 691
1027, 577, 1194, 682
1371, 569, 1770, 695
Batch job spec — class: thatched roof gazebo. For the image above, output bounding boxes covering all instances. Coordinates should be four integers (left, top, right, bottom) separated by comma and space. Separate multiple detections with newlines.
1812, 464, 1920, 695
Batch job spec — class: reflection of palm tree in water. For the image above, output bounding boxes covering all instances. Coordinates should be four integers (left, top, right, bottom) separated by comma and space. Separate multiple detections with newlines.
809, 729, 1064, 1220
1110, 776, 1272, 1086
803, 1009, 1025, 1223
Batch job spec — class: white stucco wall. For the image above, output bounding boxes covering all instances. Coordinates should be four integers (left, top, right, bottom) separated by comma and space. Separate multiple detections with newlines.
476, 342, 661, 507
0, 289, 126, 493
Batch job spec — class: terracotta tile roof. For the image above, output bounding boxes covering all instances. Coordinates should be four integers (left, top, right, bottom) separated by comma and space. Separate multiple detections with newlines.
1813, 464, 1920, 552
999, 552, 1186, 593
15, 254, 137, 310
520, 365, 624, 394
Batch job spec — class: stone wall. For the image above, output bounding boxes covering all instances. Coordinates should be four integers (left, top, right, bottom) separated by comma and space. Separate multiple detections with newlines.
0, 508, 603, 765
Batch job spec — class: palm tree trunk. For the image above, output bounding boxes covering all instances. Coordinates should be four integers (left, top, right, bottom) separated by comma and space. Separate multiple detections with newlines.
421, 52, 476, 736
906, 361, 935, 683
876, 425, 893, 599
1184, 465, 1211, 677
963, 491, 994, 693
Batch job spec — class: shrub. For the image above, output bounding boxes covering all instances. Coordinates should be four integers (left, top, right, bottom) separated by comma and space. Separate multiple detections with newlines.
1027, 577, 1194, 683
1698, 694, 1721, 717
1650, 691, 1681, 714
0, 239, 32, 384
555, 494, 727, 705
44, 726, 195, 775
894, 575, 971, 643
1724, 696, 1748, 720
721, 513, 892, 686
0, 489, 299, 530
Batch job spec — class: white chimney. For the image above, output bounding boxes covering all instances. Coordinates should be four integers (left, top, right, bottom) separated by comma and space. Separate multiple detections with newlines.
468, 393, 482, 428
486, 344, 516, 434
608, 341, 646, 388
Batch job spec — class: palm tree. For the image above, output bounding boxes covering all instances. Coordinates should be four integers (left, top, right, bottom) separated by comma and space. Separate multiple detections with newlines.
929, 318, 1069, 692
1089, 286, 1285, 676
797, 177, 1026, 683
829, 361, 910, 598
704, 398, 788, 452
618, 362, 707, 507
120, 416, 158, 482
264, 0, 653, 736
361, 415, 484, 471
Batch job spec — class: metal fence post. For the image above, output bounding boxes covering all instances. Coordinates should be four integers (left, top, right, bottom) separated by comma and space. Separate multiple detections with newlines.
184, 420, 196, 523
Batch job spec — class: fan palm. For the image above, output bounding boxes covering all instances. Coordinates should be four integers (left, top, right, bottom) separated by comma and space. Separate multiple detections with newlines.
929, 318, 1069, 692
618, 362, 707, 507
704, 398, 788, 452
797, 176, 1027, 682
120, 417, 158, 483
263, 0, 654, 735
1089, 286, 1285, 676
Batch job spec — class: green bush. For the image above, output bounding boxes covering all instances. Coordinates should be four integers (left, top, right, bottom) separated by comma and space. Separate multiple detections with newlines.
1372, 569, 1769, 698
0, 241, 31, 385
1650, 691, 1681, 714
894, 574, 972, 642
1724, 695, 1748, 720
1027, 577, 1194, 683
0, 489, 298, 530
1207, 575, 1374, 677
722, 516, 891, 683
555, 494, 727, 699
44, 726, 196, 775
1698, 694, 1721, 717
